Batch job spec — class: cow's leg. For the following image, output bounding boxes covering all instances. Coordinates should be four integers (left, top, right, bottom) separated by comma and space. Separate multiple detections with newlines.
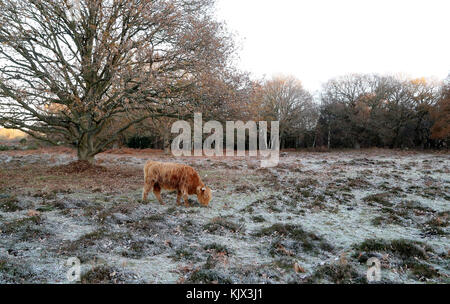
176, 191, 182, 206
142, 182, 154, 202
182, 189, 189, 207
153, 184, 165, 205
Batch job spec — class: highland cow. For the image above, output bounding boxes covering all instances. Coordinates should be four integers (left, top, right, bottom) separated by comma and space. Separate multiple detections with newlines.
142, 161, 212, 207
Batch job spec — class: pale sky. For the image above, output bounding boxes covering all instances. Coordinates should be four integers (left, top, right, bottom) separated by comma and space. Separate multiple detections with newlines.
215, 0, 450, 92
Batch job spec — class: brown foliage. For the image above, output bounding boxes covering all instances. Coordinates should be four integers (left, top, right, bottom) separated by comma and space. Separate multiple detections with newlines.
430, 78, 450, 140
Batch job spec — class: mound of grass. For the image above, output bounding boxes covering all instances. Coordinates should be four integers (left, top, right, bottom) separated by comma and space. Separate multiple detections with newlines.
255, 223, 316, 241
36, 205, 56, 212
166, 206, 178, 214
204, 243, 231, 255
422, 215, 447, 236
255, 224, 334, 255
363, 193, 392, 207
96, 202, 136, 220
409, 262, 440, 280
1, 215, 42, 234
353, 238, 443, 280
371, 215, 393, 226
170, 248, 196, 261
128, 215, 165, 232
203, 217, 242, 234
121, 241, 146, 258
251, 215, 266, 223
81, 266, 125, 284
61, 229, 108, 253
426, 213, 448, 228
371, 209, 404, 226
0, 259, 35, 283
234, 184, 257, 193
353, 239, 431, 260
272, 257, 298, 271
346, 177, 371, 189
82, 203, 105, 218
0, 215, 51, 242
306, 263, 365, 284
296, 178, 319, 189
399, 200, 434, 213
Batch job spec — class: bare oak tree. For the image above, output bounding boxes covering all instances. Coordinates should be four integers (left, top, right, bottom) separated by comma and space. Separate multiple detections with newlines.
255, 76, 317, 148
0, 0, 233, 162
431, 75, 450, 145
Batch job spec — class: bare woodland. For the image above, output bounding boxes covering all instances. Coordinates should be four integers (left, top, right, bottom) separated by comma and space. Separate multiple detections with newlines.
0, 0, 448, 162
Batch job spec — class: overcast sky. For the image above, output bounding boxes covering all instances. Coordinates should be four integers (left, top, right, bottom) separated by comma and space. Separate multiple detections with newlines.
215, 0, 450, 92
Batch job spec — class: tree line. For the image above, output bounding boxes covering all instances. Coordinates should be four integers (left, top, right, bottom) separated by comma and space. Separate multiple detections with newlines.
0, 1, 448, 163
314, 74, 448, 150
123, 73, 449, 151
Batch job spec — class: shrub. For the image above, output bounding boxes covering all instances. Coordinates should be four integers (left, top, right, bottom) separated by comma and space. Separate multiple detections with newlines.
127, 136, 153, 149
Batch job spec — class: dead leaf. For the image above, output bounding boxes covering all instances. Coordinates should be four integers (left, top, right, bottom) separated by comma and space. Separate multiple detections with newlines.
27, 210, 40, 217
339, 252, 348, 266
294, 263, 306, 273
276, 244, 294, 256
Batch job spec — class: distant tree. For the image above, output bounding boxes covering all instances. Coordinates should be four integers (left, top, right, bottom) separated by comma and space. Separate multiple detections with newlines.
319, 74, 375, 148
0, 0, 234, 162
431, 75, 450, 145
406, 78, 441, 148
317, 74, 441, 149
254, 76, 317, 148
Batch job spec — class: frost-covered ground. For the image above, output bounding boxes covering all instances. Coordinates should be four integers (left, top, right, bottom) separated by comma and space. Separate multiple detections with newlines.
0, 148, 449, 283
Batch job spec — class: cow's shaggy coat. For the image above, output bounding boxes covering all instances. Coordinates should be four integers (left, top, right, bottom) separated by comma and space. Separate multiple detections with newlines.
142, 161, 212, 206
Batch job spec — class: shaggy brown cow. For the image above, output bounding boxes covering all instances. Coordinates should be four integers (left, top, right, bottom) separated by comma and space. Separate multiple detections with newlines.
142, 161, 212, 207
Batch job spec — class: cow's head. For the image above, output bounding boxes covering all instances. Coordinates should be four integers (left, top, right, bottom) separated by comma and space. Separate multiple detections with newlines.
197, 185, 212, 206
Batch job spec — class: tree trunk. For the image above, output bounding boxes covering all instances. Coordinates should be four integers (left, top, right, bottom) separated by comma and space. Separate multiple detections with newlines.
312, 130, 317, 148
77, 146, 95, 163
77, 134, 96, 163
163, 133, 171, 154
327, 125, 331, 149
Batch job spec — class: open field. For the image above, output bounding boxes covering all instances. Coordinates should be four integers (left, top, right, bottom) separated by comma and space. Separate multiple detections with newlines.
0, 148, 449, 283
